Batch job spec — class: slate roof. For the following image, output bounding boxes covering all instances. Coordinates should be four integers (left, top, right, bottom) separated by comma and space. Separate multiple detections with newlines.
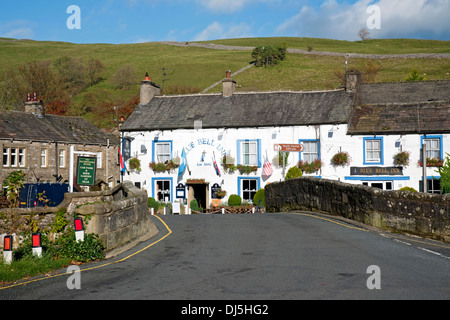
348, 80, 450, 135
347, 101, 450, 135
0, 111, 119, 145
121, 89, 354, 131
359, 80, 450, 105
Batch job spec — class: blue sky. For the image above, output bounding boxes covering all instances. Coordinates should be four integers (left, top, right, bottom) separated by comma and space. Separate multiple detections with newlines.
0, 0, 449, 44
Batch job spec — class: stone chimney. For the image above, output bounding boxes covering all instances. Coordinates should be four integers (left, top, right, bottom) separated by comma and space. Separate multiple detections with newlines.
140, 72, 161, 104
222, 70, 236, 97
24, 93, 45, 118
345, 70, 362, 94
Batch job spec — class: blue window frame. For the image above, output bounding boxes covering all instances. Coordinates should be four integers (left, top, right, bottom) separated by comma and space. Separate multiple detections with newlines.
237, 139, 261, 167
152, 177, 173, 202
363, 137, 384, 165
421, 135, 443, 160
152, 140, 173, 163
299, 139, 320, 163
237, 177, 261, 202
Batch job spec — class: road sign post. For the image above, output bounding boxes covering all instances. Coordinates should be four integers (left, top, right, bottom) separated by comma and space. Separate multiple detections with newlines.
274, 144, 304, 180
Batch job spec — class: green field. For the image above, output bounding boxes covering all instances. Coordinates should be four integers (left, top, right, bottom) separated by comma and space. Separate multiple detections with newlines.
200, 37, 450, 54
1, 37, 449, 127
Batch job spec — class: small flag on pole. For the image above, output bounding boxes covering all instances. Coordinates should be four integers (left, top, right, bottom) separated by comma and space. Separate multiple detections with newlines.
213, 152, 221, 177
178, 148, 188, 177
118, 147, 127, 173
263, 155, 273, 177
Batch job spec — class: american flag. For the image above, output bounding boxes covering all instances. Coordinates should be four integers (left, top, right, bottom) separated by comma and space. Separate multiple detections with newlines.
263, 156, 273, 177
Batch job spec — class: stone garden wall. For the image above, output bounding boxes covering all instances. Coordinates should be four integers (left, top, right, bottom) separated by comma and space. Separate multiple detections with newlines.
265, 177, 450, 242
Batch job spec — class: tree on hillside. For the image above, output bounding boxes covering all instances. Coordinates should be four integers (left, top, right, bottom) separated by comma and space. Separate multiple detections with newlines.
0, 60, 66, 110
358, 28, 371, 42
251, 44, 287, 67
86, 59, 105, 87
110, 64, 138, 90
54, 56, 88, 94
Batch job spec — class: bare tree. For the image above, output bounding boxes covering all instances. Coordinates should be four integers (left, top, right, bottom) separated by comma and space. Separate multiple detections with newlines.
358, 28, 371, 42
110, 64, 137, 90
86, 59, 104, 87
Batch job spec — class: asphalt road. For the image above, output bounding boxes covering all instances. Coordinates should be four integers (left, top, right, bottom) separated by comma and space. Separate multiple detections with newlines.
1, 212, 450, 301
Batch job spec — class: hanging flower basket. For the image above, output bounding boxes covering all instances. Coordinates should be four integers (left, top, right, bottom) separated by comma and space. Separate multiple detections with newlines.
331, 151, 351, 167
222, 155, 237, 173
129, 158, 141, 173
394, 151, 410, 167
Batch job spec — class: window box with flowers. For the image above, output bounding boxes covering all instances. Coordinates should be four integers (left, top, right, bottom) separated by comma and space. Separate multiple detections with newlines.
331, 151, 351, 167
149, 160, 180, 173
393, 151, 410, 167
237, 165, 258, 175
417, 158, 444, 167
298, 159, 323, 174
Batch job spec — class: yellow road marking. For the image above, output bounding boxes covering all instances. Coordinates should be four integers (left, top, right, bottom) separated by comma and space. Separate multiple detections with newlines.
290, 212, 369, 232
0, 215, 172, 291
291, 212, 450, 251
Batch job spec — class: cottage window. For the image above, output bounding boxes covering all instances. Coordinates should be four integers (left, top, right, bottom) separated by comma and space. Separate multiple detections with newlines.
97, 152, 102, 169
243, 141, 258, 166
301, 140, 320, 163
156, 142, 171, 163
241, 178, 258, 202
237, 140, 261, 167
424, 138, 441, 159
155, 179, 171, 202
427, 179, 441, 194
18, 148, 26, 167
3, 147, 10, 167
364, 137, 384, 165
59, 149, 66, 168
40, 149, 48, 167
10, 148, 18, 167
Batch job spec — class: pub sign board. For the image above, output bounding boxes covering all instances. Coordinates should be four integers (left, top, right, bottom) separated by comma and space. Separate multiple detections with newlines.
77, 157, 97, 186
351, 167, 403, 176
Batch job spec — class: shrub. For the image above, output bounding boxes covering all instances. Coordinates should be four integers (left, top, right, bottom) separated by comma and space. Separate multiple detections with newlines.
54, 230, 105, 262
147, 197, 160, 212
253, 189, 265, 207
399, 187, 418, 193
228, 194, 242, 206
285, 166, 303, 180
190, 199, 200, 212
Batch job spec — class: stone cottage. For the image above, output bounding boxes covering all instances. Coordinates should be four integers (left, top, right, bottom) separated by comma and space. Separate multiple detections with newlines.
0, 96, 121, 196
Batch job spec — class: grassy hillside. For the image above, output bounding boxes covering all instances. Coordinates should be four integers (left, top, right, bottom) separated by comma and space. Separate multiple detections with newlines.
1, 37, 449, 128
199, 37, 450, 54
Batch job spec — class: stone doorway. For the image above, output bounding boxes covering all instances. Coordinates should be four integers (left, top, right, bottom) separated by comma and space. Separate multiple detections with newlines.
187, 181, 210, 211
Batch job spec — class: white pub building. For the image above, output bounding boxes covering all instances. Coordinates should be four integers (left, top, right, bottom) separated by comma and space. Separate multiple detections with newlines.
120, 71, 449, 210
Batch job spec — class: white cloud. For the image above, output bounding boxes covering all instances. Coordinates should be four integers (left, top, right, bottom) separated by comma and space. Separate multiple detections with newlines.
197, 0, 279, 13
0, 20, 36, 39
276, 0, 450, 40
194, 21, 253, 41
197, 0, 250, 13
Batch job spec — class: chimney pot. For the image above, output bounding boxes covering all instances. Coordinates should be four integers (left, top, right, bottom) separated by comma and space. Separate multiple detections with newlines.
222, 70, 236, 97
140, 73, 161, 104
